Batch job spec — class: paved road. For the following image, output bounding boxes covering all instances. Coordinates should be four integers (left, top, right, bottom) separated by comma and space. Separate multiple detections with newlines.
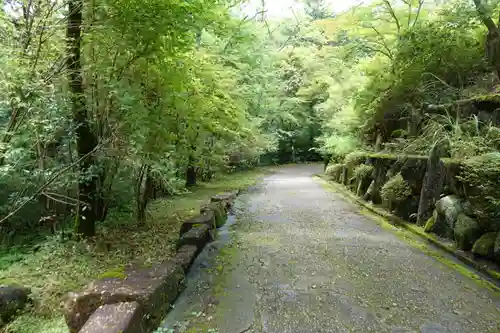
161, 164, 500, 333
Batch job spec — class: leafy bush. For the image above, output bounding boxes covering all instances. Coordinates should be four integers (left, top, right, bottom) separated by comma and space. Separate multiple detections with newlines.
317, 134, 361, 160
325, 164, 343, 179
458, 153, 500, 222
353, 164, 373, 180
381, 173, 412, 204
344, 151, 367, 168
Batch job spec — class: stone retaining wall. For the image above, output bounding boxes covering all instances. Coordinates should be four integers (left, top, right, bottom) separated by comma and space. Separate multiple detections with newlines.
326, 153, 500, 269
63, 190, 239, 333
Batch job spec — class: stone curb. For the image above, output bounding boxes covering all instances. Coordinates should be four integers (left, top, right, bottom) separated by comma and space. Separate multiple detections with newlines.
317, 175, 500, 290
68, 190, 242, 333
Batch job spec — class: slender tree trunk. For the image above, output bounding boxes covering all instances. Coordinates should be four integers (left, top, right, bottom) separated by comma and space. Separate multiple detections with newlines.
136, 164, 153, 224
473, 0, 500, 80
67, 0, 98, 237
186, 155, 197, 187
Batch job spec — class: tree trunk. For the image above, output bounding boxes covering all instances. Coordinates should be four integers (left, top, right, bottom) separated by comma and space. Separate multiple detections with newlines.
473, 0, 500, 80
416, 144, 445, 226
67, 0, 98, 237
136, 164, 154, 224
374, 132, 383, 152
186, 155, 197, 187
323, 154, 332, 171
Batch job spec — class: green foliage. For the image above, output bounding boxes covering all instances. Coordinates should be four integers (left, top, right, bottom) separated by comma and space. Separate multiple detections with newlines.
0, 0, 290, 240
303, 0, 499, 162
99, 266, 126, 280
381, 173, 412, 203
424, 215, 436, 233
0, 168, 269, 330
206, 202, 227, 228
325, 163, 343, 178
472, 232, 497, 258
458, 153, 500, 221
353, 164, 373, 180
344, 151, 367, 168
304, 0, 333, 20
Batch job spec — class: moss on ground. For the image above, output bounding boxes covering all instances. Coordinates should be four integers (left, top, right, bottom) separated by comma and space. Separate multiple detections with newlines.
99, 265, 126, 280
178, 236, 240, 332
424, 215, 436, 233
1, 168, 272, 333
5, 315, 68, 333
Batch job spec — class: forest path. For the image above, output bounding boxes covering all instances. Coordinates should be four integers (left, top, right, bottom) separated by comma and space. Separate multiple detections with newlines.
160, 164, 500, 333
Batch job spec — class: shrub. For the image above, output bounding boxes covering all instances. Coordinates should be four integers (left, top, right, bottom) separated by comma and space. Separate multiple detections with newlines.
353, 164, 373, 180
344, 151, 366, 168
457, 153, 500, 222
381, 173, 412, 204
325, 163, 343, 179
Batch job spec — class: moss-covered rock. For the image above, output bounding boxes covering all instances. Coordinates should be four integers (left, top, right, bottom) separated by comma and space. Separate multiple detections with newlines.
0, 286, 31, 325
399, 157, 427, 195
354, 164, 373, 197
454, 213, 482, 251
353, 164, 374, 180
472, 232, 497, 259
380, 173, 412, 211
201, 202, 227, 228
344, 152, 366, 168
494, 232, 500, 264
381, 174, 411, 202
458, 153, 500, 227
433, 195, 466, 239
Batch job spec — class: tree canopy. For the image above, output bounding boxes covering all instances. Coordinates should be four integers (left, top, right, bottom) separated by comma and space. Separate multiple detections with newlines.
0, 0, 498, 238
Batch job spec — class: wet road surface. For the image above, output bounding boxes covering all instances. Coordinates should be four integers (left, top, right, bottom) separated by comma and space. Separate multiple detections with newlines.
160, 164, 500, 333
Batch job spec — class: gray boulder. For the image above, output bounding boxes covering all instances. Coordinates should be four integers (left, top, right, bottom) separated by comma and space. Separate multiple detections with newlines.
454, 213, 482, 251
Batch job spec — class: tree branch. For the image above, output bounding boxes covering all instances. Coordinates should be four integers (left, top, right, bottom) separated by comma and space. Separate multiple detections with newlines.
412, 0, 424, 28
370, 26, 393, 59
0, 144, 102, 225
382, 0, 401, 33
473, 0, 497, 33
362, 44, 393, 60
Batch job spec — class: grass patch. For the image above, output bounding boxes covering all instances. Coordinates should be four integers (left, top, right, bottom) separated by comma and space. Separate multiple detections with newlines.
6, 315, 68, 333
0, 168, 272, 333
